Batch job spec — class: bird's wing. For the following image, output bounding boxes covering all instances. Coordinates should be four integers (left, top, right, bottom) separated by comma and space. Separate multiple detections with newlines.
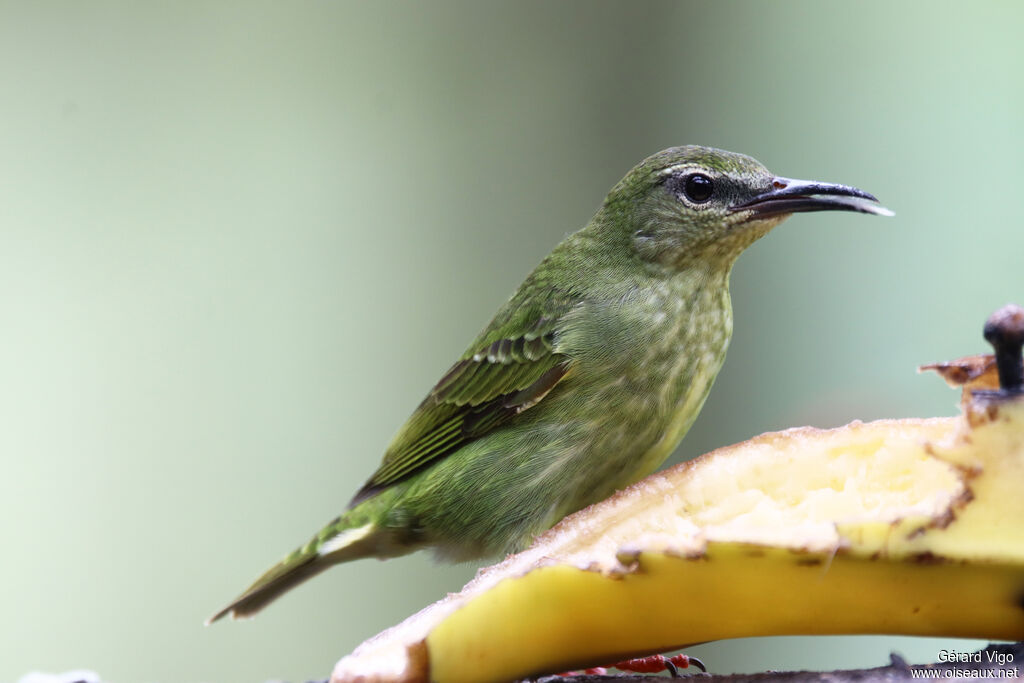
350, 291, 577, 505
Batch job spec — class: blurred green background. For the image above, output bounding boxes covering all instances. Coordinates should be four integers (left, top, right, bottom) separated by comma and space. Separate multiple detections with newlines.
3, 1, 1022, 681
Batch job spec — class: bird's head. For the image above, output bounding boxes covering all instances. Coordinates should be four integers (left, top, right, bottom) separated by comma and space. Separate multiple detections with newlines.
602, 145, 892, 270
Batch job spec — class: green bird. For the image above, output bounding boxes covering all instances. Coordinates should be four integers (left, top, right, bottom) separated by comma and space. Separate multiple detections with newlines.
208, 145, 891, 623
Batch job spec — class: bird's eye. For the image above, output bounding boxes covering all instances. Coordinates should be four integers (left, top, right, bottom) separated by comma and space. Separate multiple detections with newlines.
683, 174, 714, 203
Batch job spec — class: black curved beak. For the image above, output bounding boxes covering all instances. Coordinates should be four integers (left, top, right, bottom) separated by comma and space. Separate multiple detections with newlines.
731, 177, 894, 218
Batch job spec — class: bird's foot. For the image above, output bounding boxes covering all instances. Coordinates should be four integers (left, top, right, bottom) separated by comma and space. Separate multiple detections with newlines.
608, 653, 706, 677
553, 653, 705, 678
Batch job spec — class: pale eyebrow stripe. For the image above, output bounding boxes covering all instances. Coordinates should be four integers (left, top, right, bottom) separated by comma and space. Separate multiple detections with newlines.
658, 164, 691, 176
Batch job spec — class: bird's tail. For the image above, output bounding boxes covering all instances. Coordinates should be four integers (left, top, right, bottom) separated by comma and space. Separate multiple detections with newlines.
206, 502, 398, 624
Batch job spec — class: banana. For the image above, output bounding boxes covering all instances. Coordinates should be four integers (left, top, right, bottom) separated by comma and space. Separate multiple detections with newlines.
331, 328, 1024, 683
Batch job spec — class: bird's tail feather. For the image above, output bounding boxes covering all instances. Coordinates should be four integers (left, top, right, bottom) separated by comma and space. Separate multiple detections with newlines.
206, 514, 381, 624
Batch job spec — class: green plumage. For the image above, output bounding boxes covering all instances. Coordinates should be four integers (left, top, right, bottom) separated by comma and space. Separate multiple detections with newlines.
208, 146, 890, 623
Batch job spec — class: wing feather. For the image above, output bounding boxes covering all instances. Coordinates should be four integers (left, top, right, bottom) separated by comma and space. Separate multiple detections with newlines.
349, 294, 576, 505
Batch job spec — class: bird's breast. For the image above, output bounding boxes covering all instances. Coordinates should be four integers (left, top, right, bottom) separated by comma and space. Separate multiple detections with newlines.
555, 272, 734, 478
